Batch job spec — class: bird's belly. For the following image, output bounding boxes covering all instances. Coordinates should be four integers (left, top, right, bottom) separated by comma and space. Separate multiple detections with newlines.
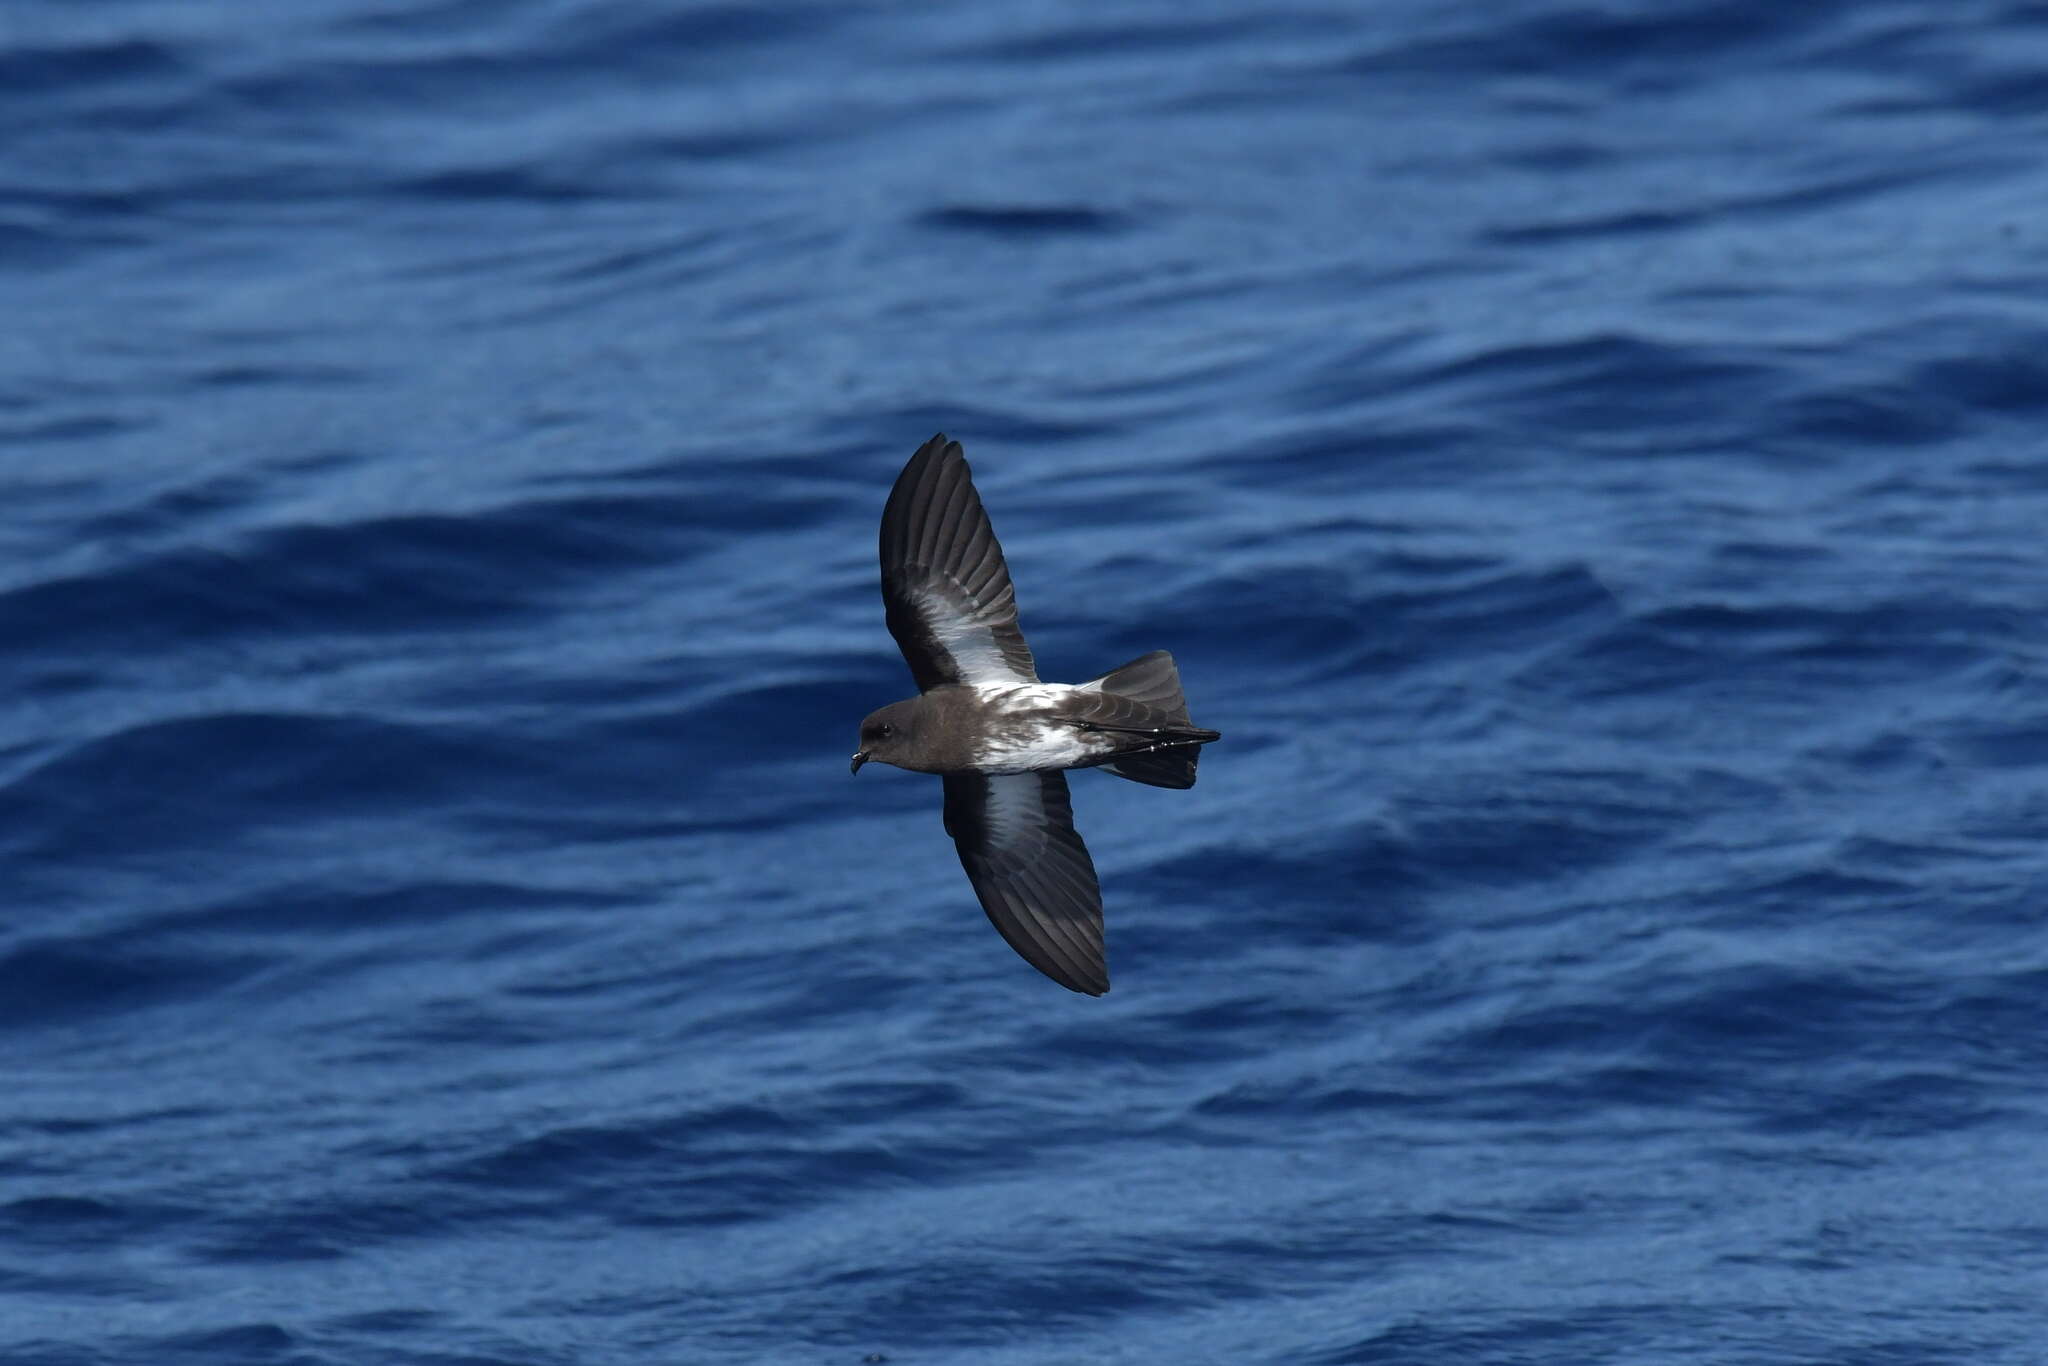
974, 725, 1104, 772
968, 684, 1108, 772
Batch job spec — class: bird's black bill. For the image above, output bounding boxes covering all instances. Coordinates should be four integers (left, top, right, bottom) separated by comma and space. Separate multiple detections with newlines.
850, 751, 869, 774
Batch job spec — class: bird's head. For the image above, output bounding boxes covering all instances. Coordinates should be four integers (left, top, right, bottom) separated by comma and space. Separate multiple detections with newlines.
850, 700, 920, 774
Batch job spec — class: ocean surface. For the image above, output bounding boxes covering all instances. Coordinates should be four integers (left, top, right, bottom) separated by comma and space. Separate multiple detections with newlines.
7, 2, 2048, 1362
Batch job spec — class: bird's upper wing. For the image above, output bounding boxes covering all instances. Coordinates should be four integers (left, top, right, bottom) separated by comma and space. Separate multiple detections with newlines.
880, 433, 1038, 691
942, 770, 1107, 995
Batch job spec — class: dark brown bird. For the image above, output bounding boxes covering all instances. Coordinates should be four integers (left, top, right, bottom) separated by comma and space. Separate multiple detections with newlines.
852, 434, 1220, 995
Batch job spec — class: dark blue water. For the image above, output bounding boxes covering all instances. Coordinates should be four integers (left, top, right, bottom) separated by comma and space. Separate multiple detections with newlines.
7, 2, 2048, 1361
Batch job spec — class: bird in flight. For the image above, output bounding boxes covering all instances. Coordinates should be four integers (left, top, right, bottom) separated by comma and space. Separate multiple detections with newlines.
851, 433, 1220, 995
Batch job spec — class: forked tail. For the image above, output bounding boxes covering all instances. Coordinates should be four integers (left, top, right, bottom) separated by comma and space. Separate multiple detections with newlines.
1082, 650, 1219, 790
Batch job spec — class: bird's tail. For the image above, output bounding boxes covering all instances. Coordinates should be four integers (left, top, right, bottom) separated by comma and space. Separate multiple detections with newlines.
1082, 651, 1217, 790
1083, 650, 1191, 719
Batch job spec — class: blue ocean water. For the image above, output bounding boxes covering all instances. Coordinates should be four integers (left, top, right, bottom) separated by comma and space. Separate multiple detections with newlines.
7, 0, 2048, 1361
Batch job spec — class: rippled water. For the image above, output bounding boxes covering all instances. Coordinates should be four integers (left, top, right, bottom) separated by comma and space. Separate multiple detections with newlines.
7, 2, 2048, 1362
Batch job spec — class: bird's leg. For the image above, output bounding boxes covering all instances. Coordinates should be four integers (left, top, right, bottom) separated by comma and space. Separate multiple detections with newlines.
1074, 721, 1205, 756
1124, 736, 1204, 756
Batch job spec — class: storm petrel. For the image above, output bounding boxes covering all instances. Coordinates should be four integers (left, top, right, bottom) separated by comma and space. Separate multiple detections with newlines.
851, 433, 1220, 995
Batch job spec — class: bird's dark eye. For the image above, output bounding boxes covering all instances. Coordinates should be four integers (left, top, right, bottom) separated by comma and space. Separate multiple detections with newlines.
878, 723, 895, 738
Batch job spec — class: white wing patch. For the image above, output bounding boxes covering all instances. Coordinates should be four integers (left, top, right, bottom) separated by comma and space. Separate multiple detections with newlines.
978, 772, 1048, 854
915, 586, 1031, 686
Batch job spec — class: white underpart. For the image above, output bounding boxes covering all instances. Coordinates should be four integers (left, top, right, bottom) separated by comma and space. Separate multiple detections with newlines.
916, 587, 1029, 685
971, 683, 1106, 772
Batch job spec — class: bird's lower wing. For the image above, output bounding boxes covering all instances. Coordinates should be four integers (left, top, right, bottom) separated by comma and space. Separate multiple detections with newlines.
941, 770, 1107, 995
